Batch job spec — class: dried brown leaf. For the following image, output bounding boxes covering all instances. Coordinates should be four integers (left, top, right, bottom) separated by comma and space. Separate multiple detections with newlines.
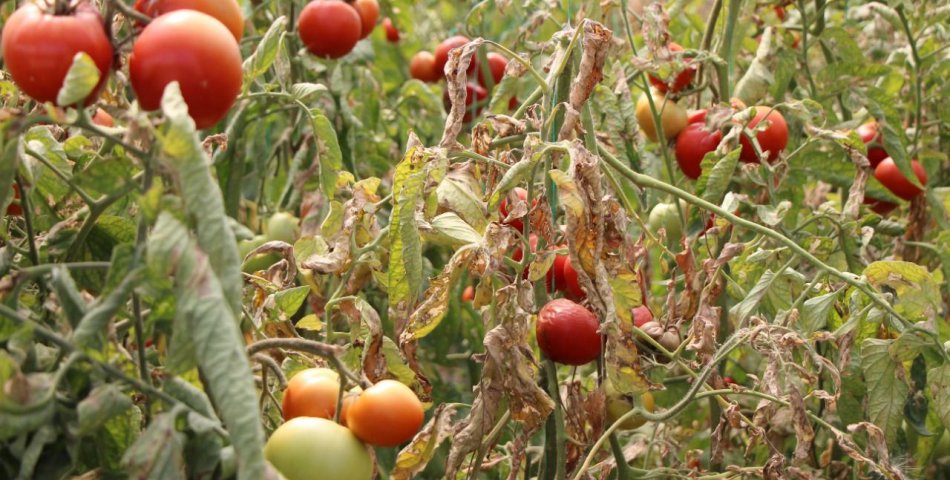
392, 404, 458, 480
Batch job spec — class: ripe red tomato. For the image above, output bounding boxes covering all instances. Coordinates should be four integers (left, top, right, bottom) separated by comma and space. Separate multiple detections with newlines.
536, 298, 601, 365
856, 121, 889, 168
632, 305, 653, 328
511, 233, 539, 263
298, 0, 362, 59
478, 52, 508, 88
92, 108, 114, 127
686, 109, 708, 124
461, 285, 475, 302
352, 0, 379, 39
648, 42, 696, 94
863, 197, 897, 215
1, 2, 113, 106
6, 184, 23, 217
410, 51, 441, 83
265, 417, 372, 480
874, 158, 927, 201
723, 376, 738, 386
434, 35, 476, 77
675, 122, 723, 179
560, 256, 587, 301
737, 106, 788, 163
548, 252, 569, 292
129, 10, 243, 129
498, 187, 533, 232
345, 380, 425, 447
133, 0, 244, 41
382, 17, 399, 43
281, 368, 341, 421
442, 83, 488, 123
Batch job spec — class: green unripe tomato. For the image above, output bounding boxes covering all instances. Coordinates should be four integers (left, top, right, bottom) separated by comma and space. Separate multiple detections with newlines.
265, 212, 300, 244
264, 417, 372, 480
647, 201, 684, 241
605, 382, 655, 430
238, 235, 281, 273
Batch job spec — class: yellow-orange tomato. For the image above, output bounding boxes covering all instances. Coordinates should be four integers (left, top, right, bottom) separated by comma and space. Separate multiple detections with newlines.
339, 386, 362, 426
345, 380, 424, 447
282, 368, 340, 421
134, 0, 244, 41
635, 89, 687, 142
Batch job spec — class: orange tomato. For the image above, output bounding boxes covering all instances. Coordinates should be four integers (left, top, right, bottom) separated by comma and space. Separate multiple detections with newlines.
345, 379, 424, 447
282, 368, 341, 421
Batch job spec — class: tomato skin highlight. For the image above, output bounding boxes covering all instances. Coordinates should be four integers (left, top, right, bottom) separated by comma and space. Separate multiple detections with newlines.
409, 51, 441, 83
1, 2, 114, 106
382, 17, 399, 43
434, 35, 476, 77
675, 122, 722, 179
346, 380, 425, 447
737, 106, 788, 163
536, 298, 600, 365
298, 0, 363, 60
874, 158, 927, 201
134, 0, 244, 41
129, 10, 243, 129
281, 368, 341, 421
265, 417, 372, 480
352, 0, 379, 39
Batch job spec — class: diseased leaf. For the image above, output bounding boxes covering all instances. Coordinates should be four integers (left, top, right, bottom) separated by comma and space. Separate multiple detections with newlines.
49, 266, 88, 328
392, 404, 457, 480
243, 17, 287, 80
122, 410, 187, 480
861, 339, 910, 445
931, 364, 950, 430
697, 149, 739, 206
77, 384, 133, 436
311, 113, 343, 199
863, 261, 941, 323
57, 52, 100, 106
388, 141, 429, 331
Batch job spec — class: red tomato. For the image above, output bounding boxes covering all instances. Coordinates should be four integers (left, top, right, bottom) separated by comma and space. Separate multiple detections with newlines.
632, 305, 653, 328
737, 106, 788, 163
686, 109, 708, 124
478, 52, 508, 88
92, 108, 114, 127
382, 17, 399, 43
130, 11, 242, 129
723, 376, 738, 386
874, 158, 927, 201
863, 197, 897, 215
675, 123, 723, 179
511, 233, 539, 263
856, 121, 889, 168
345, 380, 425, 447
508, 96, 520, 111
498, 187, 532, 232
461, 285, 475, 302
560, 256, 587, 301
134, 0, 244, 41
442, 83, 488, 123
352, 0, 379, 39
298, 0, 362, 59
409, 51, 441, 83
648, 42, 696, 94
536, 299, 601, 365
6, 184, 22, 217
281, 368, 341, 421
1, 2, 113, 106
434, 35, 476, 77
548, 252, 569, 293
774, 6, 787, 21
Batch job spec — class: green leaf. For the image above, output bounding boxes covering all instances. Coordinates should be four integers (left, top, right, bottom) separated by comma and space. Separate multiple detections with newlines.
730, 269, 780, 323
864, 261, 941, 322
800, 291, 839, 334
436, 177, 488, 233
312, 113, 343, 199
243, 17, 287, 80
73, 268, 143, 351
930, 364, 950, 430
147, 213, 265, 480
273, 286, 310, 319
861, 339, 910, 445
295, 314, 323, 332
697, 149, 740, 207
424, 212, 482, 247
122, 410, 187, 479
49, 266, 89, 328
158, 82, 243, 320
77, 384, 133, 436
0, 122, 19, 216
56, 52, 100, 106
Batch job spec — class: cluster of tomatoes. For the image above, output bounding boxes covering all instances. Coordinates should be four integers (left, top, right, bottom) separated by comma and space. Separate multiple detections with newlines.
297, 0, 379, 59
407, 36, 512, 122
267, 368, 424, 480
856, 120, 928, 214
2, 0, 245, 129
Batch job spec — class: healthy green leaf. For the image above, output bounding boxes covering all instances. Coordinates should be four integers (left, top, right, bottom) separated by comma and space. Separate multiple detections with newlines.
861, 339, 910, 444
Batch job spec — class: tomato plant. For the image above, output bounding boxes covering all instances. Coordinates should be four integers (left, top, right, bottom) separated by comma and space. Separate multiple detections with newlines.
536, 299, 600, 365
605, 384, 655, 430
856, 120, 889, 168
382, 17, 399, 43
442, 82, 487, 123
737, 106, 788, 163
675, 113, 723, 179
134, 0, 244, 41
647, 42, 696, 94
1, 1, 113, 106
345, 380, 424, 447
874, 158, 927, 201
635, 89, 687, 142
434, 35, 475, 76
409, 51, 441, 82
478, 52, 508, 88
129, 10, 243, 129
352, 0, 379, 39
264, 417, 372, 480
281, 368, 341, 421
298, 0, 362, 59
